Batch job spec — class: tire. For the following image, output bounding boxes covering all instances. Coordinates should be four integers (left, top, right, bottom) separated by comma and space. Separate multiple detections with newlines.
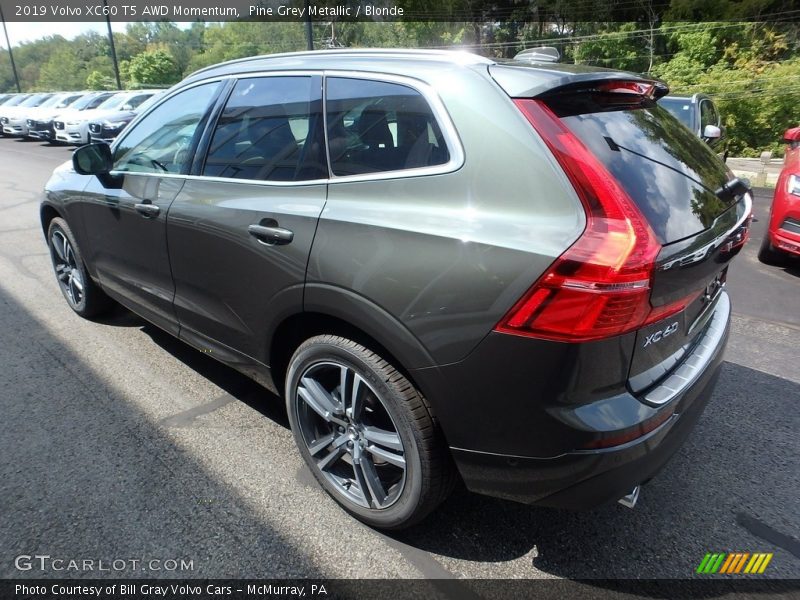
47, 217, 112, 318
286, 335, 455, 529
757, 234, 785, 266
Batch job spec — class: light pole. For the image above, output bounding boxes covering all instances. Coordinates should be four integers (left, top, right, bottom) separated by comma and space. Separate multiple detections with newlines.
103, 0, 122, 89
0, 4, 21, 92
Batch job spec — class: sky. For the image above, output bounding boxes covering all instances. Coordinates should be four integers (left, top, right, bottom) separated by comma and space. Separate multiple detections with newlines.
0, 22, 193, 48
0, 22, 128, 48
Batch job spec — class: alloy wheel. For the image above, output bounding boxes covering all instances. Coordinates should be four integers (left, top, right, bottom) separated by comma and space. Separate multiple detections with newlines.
50, 229, 84, 307
294, 361, 407, 510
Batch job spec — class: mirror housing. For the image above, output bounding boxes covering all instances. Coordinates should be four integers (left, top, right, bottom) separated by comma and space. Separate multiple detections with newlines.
702, 124, 722, 140
73, 143, 112, 175
782, 127, 800, 144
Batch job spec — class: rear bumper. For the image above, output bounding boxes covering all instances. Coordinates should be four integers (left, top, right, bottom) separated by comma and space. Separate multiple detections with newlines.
415, 292, 730, 508
770, 228, 800, 257
451, 350, 722, 507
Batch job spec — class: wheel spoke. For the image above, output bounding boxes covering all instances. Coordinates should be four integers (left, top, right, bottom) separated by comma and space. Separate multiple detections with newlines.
68, 277, 80, 304
366, 444, 406, 469
317, 442, 347, 470
362, 426, 402, 451
307, 432, 336, 456
350, 374, 364, 420
71, 271, 84, 292
51, 232, 66, 261
355, 454, 388, 508
298, 379, 346, 426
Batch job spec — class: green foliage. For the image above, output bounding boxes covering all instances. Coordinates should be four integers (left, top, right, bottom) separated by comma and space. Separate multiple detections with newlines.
0, 14, 796, 157
126, 49, 179, 86
86, 70, 116, 90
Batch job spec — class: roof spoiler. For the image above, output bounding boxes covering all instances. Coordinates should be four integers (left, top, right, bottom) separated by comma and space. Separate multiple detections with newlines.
514, 47, 560, 64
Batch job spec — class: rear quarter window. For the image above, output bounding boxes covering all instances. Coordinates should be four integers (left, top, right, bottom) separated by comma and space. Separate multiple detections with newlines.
325, 77, 450, 176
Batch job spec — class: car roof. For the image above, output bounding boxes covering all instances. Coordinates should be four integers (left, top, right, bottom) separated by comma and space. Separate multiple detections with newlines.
182, 48, 657, 98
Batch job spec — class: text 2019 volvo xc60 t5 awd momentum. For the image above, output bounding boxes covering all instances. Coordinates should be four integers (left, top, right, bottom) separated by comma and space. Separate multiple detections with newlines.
41, 49, 752, 529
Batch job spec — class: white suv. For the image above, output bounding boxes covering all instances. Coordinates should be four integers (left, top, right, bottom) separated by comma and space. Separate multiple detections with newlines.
54, 90, 156, 145
53, 91, 117, 144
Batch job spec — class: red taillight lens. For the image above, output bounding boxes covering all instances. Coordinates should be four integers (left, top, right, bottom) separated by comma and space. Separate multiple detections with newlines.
495, 99, 662, 342
596, 81, 655, 98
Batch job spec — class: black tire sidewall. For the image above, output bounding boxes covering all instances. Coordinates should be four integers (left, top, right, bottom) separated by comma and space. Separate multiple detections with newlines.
47, 217, 94, 316
286, 338, 426, 529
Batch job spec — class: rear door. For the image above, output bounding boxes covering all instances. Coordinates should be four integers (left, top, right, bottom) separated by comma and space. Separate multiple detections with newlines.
167, 74, 328, 363
535, 82, 751, 391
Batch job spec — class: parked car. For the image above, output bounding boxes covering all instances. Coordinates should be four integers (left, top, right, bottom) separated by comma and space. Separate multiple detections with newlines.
24, 92, 86, 140
52, 91, 117, 144
660, 93, 727, 159
88, 90, 166, 144
759, 126, 800, 263
41, 49, 752, 529
54, 90, 155, 145
1, 93, 53, 136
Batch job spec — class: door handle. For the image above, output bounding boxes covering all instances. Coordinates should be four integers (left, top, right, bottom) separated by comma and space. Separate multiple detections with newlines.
248, 224, 294, 245
134, 203, 160, 218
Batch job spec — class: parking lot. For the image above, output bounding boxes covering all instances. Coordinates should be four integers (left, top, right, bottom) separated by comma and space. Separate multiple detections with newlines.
0, 137, 798, 581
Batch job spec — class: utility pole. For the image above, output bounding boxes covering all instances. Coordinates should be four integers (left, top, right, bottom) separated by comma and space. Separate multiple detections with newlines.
304, 0, 313, 50
103, 0, 122, 89
0, 4, 21, 92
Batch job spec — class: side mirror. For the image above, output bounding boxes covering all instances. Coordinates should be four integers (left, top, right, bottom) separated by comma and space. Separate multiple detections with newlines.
73, 142, 112, 175
702, 124, 722, 140
121, 104, 133, 111
782, 126, 800, 144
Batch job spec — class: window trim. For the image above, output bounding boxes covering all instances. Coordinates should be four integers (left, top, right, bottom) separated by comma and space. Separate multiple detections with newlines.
108, 69, 465, 187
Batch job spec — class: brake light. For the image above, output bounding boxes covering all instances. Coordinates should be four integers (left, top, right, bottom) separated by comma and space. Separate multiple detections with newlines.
596, 81, 655, 98
495, 99, 662, 342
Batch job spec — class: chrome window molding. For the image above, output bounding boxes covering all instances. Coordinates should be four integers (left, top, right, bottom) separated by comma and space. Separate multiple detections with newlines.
108, 69, 465, 187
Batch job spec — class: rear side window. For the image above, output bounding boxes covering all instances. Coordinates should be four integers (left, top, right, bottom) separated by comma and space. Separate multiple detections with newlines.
203, 76, 326, 182
325, 77, 449, 176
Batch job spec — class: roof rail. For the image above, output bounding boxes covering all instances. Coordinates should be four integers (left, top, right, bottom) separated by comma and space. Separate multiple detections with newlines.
514, 47, 560, 63
189, 48, 493, 77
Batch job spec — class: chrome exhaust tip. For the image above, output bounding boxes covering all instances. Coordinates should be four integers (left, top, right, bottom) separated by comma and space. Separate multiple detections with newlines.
618, 485, 640, 509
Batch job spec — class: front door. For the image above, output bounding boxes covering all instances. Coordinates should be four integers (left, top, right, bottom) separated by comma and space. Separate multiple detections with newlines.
78, 81, 223, 333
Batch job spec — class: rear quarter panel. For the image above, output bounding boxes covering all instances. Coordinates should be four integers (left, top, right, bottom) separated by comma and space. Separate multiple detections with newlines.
307, 65, 585, 365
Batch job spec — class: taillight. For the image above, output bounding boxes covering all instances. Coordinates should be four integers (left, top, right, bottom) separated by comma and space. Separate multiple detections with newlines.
495, 99, 662, 342
596, 81, 656, 98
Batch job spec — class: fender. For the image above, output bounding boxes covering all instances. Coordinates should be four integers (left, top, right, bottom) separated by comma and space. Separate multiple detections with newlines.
300, 282, 437, 370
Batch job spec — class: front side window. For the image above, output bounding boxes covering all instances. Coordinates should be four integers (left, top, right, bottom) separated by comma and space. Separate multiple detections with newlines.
113, 82, 220, 175
202, 76, 326, 182
700, 100, 719, 130
325, 77, 450, 176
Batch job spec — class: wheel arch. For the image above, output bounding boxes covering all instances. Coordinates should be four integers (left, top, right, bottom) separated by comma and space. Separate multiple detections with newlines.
268, 284, 440, 421
40, 202, 63, 237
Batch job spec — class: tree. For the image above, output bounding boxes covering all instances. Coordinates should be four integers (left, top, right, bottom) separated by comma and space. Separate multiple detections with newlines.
126, 49, 180, 86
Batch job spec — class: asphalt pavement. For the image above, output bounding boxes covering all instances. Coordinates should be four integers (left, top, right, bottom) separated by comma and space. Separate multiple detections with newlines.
0, 138, 798, 582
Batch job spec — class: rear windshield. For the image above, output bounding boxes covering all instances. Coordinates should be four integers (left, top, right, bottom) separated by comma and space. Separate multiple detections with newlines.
545, 93, 733, 244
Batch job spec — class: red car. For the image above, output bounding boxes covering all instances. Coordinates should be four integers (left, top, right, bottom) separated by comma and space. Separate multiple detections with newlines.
760, 126, 800, 263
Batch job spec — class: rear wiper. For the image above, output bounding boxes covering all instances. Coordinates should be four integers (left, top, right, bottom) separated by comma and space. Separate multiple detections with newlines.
604, 135, 712, 194
714, 177, 751, 202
